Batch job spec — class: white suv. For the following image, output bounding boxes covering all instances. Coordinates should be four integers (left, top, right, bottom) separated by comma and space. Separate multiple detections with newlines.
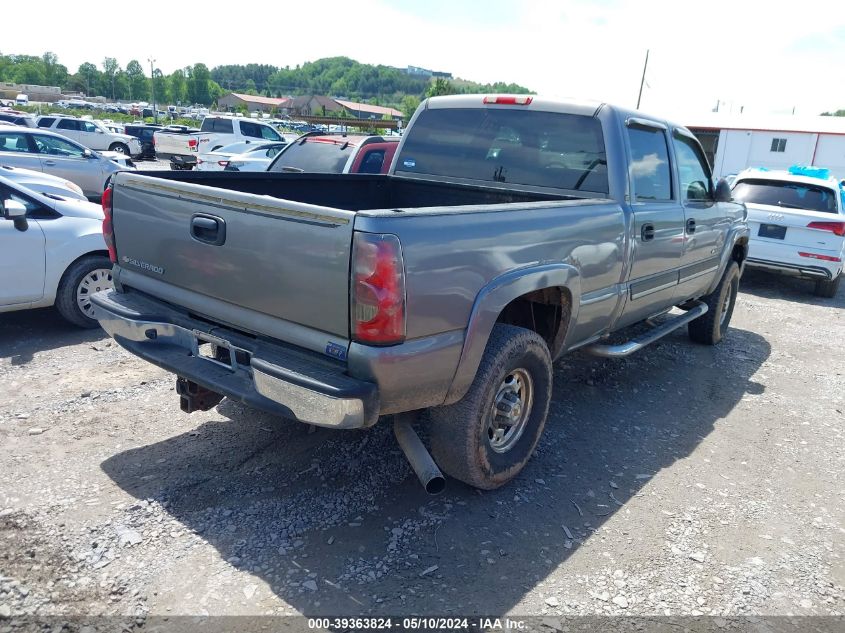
37, 116, 142, 156
732, 166, 845, 297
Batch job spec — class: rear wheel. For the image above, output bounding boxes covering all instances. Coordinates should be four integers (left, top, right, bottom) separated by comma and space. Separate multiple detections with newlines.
688, 261, 740, 345
108, 142, 129, 155
428, 324, 552, 490
55, 255, 113, 328
814, 275, 841, 298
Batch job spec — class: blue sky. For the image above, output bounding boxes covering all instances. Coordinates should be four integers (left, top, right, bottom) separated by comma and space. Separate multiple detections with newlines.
4, 0, 845, 118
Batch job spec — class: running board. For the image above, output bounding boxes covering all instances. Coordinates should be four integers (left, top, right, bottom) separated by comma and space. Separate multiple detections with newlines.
583, 301, 708, 358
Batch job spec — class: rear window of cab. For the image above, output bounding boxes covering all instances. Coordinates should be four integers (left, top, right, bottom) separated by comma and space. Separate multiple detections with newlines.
395, 108, 609, 193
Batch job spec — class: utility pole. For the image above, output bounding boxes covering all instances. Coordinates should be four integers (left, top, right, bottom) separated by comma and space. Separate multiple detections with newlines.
636, 49, 649, 110
148, 57, 157, 123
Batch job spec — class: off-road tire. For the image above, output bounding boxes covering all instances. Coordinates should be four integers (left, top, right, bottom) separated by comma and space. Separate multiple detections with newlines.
814, 275, 841, 298
108, 142, 129, 155
55, 255, 113, 328
688, 261, 740, 345
428, 324, 552, 490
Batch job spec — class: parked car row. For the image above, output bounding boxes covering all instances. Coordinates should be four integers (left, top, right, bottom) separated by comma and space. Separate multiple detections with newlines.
0, 127, 131, 200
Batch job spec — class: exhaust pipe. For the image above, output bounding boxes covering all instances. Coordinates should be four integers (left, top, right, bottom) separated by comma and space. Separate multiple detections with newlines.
393, 414, 446, 495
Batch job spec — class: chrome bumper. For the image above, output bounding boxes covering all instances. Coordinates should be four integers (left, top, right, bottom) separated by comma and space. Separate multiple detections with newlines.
745, 258, 834, 280
91, 290, 378, 429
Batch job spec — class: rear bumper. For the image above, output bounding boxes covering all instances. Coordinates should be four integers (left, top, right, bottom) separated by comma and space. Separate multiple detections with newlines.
746, 257, 836, 280
91, 289, 379, 429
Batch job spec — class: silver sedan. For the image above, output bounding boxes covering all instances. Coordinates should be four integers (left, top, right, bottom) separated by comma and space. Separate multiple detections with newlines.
0, 127, 134, 200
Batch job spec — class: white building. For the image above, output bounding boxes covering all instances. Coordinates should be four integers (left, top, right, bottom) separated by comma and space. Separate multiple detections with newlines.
686, 114, 845, 180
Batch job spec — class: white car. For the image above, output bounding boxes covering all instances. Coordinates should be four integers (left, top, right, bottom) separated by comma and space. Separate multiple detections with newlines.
196, 141, 287, 171
732, 166, 845, 297
37, 115, 142, 156
0, 175, 113, 327
223, 142, 289, 172
0, 164, 87, 200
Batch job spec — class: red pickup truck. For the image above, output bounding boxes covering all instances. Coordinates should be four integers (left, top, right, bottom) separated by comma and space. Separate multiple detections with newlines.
265, 134, 399, 174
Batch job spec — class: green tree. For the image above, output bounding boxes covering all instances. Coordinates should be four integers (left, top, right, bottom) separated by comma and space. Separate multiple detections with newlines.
152, 68, 169, 105
168, 70, 187, 104
426, 78, 457, 98
821, 109, 845, 117
401, 95, 420, 119
102, 57, 120, 100
75, 62, 100, 96
126, 60, 148, 101
41, 52, 67, 86
208, 80, 225, 105
188, 63, 212, 105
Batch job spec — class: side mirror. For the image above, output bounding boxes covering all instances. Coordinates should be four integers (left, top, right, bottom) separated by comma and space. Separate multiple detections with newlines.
3, 199, 26, 219
83, 148, 95, 159
714, 178, 732, 203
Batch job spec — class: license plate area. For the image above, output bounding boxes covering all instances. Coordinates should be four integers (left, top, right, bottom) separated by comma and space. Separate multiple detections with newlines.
190, 330, 251, 371
758, 223, 787, 240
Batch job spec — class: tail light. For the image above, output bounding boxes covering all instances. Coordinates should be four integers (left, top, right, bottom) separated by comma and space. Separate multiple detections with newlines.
799, 252, 841, 262
217, 160, 229, 168
101, 184, 116, 263
187, 139, 198, 149
351, 233, 405, 345
807, 221, 845, 237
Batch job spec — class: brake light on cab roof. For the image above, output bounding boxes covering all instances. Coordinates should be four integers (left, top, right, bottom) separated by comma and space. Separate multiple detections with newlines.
482, 96, 534, 105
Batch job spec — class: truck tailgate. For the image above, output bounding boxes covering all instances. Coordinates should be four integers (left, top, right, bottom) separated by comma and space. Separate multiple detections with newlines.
111, 172, 354, 342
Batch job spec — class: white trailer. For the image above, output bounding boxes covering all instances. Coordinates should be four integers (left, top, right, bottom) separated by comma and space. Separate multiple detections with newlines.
687, 114, 845, 181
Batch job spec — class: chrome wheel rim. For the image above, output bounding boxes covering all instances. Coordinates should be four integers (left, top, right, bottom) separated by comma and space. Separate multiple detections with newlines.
112, 145, 126, 154
487, 368, 534, 453
76, 268, 113, 319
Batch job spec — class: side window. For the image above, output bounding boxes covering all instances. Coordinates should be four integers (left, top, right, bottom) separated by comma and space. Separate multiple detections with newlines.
0, 133, 32, 153
627, 126, 672, 201
32, 135, 85, 158
673, 133, 713, 201
259, 125, 281, 141
357, 149, 385, 174
240, 121, 261, 139
38, 117, 55, 128
215, 119, 234, 134
0, 185, 43, 215
83, 122, 98, 133
57, 119, 78, 131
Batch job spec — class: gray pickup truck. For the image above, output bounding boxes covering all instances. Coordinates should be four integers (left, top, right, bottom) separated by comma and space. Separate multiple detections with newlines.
92, 95, 748, 492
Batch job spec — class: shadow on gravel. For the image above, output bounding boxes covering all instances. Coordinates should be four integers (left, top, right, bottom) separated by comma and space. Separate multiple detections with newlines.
0, 308, 106, 366
101, 326, 769, 617
739, 269, 844, 308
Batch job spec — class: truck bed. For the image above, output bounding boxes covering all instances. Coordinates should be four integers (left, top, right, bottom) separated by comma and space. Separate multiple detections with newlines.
134, 170, 575, 211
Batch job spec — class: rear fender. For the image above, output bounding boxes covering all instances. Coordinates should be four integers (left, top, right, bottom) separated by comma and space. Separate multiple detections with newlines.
704, 225, 750, 294
443, 263, 581, 404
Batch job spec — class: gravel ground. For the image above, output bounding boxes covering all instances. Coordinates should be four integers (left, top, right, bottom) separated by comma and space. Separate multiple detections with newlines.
0, 268, 843, 624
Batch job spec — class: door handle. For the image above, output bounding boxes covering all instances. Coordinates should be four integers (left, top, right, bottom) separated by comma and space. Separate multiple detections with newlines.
43, 160, 56, 165
190, 214, 226, 245
641, 223, 655, 241
686, 218, 696, 234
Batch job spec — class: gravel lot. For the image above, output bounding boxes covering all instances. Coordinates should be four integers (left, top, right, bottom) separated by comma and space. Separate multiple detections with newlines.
0, 267, 843, 623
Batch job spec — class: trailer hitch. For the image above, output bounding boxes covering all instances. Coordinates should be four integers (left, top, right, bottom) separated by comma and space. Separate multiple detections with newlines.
176, 376, 223, 413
